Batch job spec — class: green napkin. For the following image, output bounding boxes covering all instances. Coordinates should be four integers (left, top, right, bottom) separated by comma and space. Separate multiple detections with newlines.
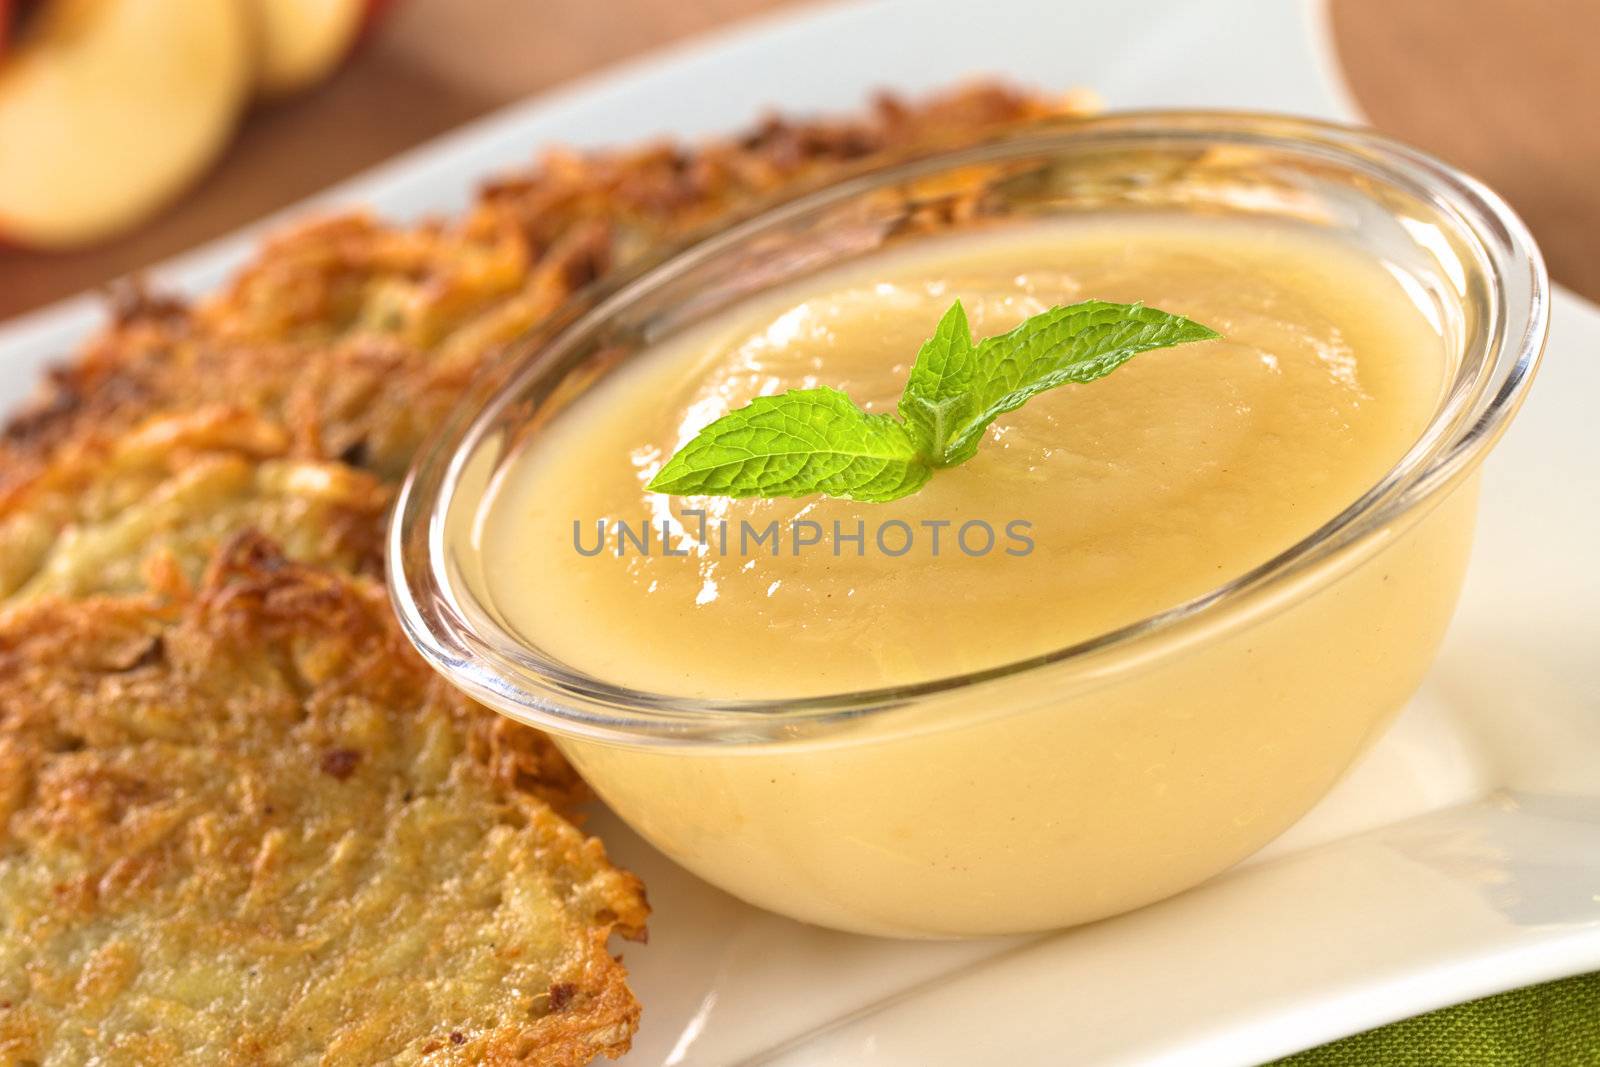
1274, 970, 1600, 1066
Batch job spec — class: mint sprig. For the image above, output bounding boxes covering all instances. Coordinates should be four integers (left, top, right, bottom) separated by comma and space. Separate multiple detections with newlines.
647, 299, 1219, 502
644, 387, 931, 502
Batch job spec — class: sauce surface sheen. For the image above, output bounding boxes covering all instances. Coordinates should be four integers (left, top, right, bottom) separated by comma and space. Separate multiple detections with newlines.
473, 216, 1446, 698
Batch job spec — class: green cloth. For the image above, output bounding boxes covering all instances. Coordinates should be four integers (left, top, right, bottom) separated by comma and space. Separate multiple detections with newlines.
1274, 970, 1600, 1066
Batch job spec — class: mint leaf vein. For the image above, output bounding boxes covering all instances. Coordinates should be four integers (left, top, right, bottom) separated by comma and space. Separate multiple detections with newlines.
646, 299, 1218, 502
646, 387, 931, 503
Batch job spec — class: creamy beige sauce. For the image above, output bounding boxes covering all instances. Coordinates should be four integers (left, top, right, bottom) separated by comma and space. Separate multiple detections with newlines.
473, 216, 1445, 700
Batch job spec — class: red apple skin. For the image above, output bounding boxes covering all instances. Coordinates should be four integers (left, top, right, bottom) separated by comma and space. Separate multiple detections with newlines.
358, 0, 397, 43
2, 0, 46, 47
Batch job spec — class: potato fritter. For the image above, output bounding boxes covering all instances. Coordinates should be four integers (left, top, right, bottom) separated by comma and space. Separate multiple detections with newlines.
0, 292, 477, 489
0, 536, 645, 1066
0, 407, 389, 604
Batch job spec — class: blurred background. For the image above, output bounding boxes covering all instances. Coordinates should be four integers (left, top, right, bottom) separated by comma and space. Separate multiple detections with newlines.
0, 0, 1595, 317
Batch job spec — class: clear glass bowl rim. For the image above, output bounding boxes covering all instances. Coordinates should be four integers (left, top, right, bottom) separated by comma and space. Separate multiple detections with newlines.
388, 110, 1550, 744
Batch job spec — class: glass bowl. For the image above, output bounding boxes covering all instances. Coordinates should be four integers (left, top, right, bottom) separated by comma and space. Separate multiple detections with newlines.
389, 113, 1547, 938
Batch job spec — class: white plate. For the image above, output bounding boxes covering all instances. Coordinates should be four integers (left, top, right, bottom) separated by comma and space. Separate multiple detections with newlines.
2, 2, 1596, 1063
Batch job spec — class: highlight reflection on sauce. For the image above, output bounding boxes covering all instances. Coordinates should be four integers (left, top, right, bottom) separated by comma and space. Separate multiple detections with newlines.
474, 215, 1446, 699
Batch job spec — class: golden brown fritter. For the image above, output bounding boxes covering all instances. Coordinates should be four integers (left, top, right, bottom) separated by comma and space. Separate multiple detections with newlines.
0, 535, 644, 1066
0, 407, 389, 604
204, 85, 1083, 348
0, 289, 480, 489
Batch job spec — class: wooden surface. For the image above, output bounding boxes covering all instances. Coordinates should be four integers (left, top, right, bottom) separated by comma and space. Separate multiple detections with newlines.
1, 0, 1595, 318
1332, 0, 1600, 300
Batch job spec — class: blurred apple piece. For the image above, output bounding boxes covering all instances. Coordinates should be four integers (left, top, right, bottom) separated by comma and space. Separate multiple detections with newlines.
250, 0, 388, 99
0, 0, 252, 248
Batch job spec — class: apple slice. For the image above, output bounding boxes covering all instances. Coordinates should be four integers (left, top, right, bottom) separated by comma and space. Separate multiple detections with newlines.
248, 0, 369, 99
0, 0, 251, 248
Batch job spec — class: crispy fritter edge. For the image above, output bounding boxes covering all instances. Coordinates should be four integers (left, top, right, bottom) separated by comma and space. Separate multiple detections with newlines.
0, 532, 649, 1065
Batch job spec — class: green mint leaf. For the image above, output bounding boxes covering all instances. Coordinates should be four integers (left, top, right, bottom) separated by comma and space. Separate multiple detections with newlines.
646, 387, 932, 502
932, 300, 1220, 466
648, 299, 1219, 502
898, 299, 977, 453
